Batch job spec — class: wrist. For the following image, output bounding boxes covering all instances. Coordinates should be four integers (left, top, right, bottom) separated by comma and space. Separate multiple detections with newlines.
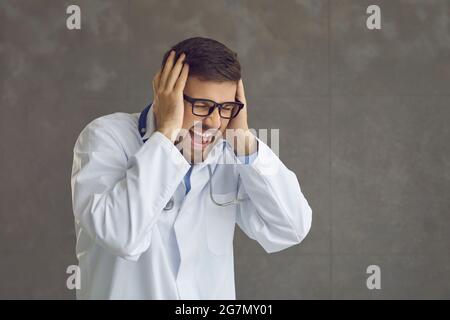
157, 126, 178, 143
229, 128, 257, 156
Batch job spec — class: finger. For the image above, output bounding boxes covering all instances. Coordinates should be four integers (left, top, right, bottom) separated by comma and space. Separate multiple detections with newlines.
165, 53, 186, 91
152, 70, 161, 92
159, 50, 176, 90
174, 63, 189, 93
236, 79, 246, 105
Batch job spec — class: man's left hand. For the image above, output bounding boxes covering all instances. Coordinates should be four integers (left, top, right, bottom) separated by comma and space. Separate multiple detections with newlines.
225, 79, 258, 156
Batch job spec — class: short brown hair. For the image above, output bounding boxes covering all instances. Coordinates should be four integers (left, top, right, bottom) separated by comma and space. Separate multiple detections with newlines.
161, 37, 241, 82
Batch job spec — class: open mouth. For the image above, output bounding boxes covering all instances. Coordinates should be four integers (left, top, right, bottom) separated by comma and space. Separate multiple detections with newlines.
189, 128, 215, 149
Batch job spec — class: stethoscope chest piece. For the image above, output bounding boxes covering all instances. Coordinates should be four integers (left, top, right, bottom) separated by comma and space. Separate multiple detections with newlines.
163, 197, 174, 211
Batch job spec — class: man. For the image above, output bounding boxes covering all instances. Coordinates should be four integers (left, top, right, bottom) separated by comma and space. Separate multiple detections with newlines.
71, 37, 312, 299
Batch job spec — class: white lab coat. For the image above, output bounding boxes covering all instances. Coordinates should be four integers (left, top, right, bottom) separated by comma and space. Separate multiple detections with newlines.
70, 109, 312, 300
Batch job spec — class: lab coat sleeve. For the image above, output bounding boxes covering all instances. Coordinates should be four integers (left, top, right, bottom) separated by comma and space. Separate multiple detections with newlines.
71, 119, 190, 261
235, 136, 312, 253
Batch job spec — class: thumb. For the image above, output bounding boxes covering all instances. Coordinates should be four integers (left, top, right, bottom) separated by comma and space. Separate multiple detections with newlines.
236, 79, 246, 105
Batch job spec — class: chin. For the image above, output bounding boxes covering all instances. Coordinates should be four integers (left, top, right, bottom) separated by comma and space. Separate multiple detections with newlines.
180, 128, 222, 164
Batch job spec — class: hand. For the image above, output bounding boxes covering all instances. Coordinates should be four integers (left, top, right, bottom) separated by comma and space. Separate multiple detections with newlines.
152, 51, 189, 143
227, 79, 248, 131
226, 79, 257, 156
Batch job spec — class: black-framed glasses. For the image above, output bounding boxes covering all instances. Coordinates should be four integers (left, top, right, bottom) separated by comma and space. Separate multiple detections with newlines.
183, 94, 244, 119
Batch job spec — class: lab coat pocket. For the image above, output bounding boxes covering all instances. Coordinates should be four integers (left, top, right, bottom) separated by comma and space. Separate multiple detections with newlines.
205, 192, 237, 256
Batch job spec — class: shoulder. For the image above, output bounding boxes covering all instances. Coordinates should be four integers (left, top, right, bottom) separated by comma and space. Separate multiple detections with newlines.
74, 112, 140, 152
87, 112, 139, 134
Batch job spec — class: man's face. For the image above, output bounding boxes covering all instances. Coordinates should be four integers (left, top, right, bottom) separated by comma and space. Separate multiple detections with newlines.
179, 76, 237, 163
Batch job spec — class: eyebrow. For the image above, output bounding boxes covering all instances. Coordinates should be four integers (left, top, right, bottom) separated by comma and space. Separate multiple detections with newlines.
184, 94, 238, 104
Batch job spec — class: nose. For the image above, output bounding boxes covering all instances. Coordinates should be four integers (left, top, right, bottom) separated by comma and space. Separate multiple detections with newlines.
203, 107, 221, 129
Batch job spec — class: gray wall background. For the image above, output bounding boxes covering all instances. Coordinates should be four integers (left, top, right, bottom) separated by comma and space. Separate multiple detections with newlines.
1, 0, 449, 299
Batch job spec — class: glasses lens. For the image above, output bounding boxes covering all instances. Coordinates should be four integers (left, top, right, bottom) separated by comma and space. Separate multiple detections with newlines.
220, 103, 240, 119
193, 100, 215, 116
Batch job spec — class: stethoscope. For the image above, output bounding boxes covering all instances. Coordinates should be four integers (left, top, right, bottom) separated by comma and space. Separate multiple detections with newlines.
138, 103, 248, 211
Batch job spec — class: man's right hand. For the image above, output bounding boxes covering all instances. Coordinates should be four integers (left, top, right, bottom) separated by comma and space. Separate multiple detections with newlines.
152, 50, 189, 143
